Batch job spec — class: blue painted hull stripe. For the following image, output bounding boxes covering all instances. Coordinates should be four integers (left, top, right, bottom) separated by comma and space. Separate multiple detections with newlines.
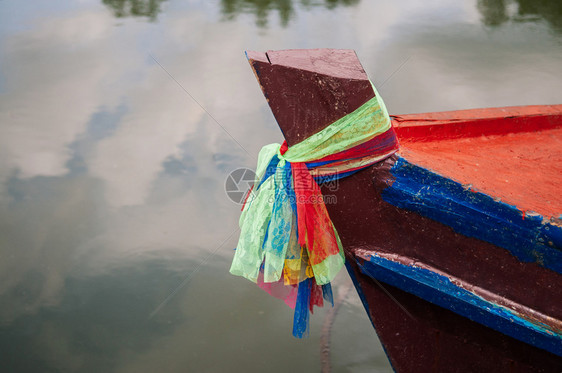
382, 156, 562, 273
356, 251, 562, 357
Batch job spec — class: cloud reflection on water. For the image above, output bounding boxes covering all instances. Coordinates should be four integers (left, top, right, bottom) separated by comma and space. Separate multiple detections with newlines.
0, 4, 250, 327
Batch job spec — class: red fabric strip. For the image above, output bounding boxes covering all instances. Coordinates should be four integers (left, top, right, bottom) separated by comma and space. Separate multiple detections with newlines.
309, 278, 324, 313
291, 162, 340, 266
311, 128, 398, 163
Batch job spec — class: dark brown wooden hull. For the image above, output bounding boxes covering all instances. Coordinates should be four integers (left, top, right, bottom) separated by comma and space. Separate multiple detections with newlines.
245, 49, 562, 372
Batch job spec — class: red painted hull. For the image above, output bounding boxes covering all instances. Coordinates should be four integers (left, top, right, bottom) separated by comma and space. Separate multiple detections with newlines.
325, 106, 562, 372
394, 105, 562, 219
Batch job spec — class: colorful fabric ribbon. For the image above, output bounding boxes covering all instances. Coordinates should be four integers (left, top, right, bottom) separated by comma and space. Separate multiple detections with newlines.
230, 84, 398, 337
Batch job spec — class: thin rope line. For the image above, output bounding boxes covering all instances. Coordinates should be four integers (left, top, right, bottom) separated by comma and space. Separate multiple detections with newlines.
320, 281, 353, 373
372, 277, 416, 320
378, 55, 413, 88
149, 52, 253, 159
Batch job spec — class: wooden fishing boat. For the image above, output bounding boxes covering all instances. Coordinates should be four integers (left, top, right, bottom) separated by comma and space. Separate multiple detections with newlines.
245, 49, 562, 372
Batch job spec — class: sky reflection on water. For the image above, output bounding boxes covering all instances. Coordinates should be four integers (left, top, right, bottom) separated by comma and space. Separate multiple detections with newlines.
0, 0, 561, 372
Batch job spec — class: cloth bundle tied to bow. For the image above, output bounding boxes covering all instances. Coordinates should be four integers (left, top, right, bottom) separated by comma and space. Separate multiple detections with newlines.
230, 84, 398, 337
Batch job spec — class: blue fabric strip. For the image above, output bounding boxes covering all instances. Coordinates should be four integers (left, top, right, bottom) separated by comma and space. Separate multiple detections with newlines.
313, 169, 361, 184
321, 283, 334, 307
293, 278, 312, 338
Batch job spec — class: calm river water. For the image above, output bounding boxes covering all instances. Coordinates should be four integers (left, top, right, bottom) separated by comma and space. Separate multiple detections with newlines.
1, 1, 561, 372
